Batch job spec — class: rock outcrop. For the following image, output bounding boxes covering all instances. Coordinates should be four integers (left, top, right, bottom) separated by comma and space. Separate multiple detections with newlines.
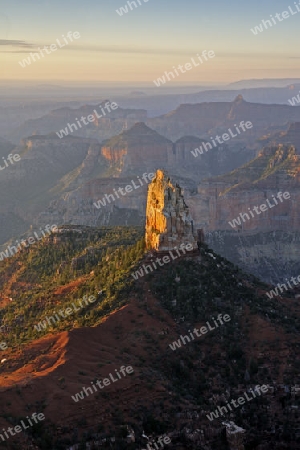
145, 169, 197, 251
223, 422, 245, 450
100, 122, 172, 174
192, 144, 300, 232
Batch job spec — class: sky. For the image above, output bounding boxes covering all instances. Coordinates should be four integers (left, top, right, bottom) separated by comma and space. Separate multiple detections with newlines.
1, 0, 300, 84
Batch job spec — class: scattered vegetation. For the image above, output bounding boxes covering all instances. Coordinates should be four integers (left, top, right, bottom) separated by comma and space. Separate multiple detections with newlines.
0, 226, 145, 347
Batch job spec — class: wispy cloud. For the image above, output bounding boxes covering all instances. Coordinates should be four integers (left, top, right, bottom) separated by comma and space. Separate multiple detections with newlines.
1, 41, 205, 56
0, 39, 52, 54
0, 39, 36, 49
2, 40, 293, 60
68, 44, 199, 56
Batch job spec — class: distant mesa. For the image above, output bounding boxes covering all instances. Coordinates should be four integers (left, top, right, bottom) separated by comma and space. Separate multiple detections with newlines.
145, 169, 198, 251
100, 123, 172, 171
124, 122, 162, 136
36, 84, 65, 90
103, 122, 171, 147
175, 135, 207, 145
227, 78, 300, 88
129, 91, 146, 96
100, 123, 219, 177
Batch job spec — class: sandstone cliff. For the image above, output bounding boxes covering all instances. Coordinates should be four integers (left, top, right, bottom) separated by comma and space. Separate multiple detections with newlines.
192, 144, 300, 232
188, 141, 300, 283
145, 169, 197, 251
100, 122, 172, 174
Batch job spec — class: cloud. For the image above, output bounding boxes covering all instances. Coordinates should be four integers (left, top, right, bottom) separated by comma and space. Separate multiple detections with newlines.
1, 41, 198, 56
1, 40, 294, 60
0, 39, 36, 49
65, 44, 206, 56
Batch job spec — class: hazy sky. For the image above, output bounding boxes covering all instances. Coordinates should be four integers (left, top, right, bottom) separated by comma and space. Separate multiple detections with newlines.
1, 0, 300, 83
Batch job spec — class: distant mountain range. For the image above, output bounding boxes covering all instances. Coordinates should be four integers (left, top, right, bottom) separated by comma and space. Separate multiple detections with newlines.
7, 95, 300, 146
4, 84, 300, 144
226, 78, 300, 89
2, 98, 300, 282
147, 95, 300, 141
117, 85, 300, 117
6, 101, 147, 144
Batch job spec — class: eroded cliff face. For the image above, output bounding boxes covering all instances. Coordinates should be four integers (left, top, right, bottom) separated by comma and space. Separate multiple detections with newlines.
145, 169, 197, 251
190, 145, 300, 232
205, 230, 300, 284
187, 142, 300, 283
100, 122, 172, 174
